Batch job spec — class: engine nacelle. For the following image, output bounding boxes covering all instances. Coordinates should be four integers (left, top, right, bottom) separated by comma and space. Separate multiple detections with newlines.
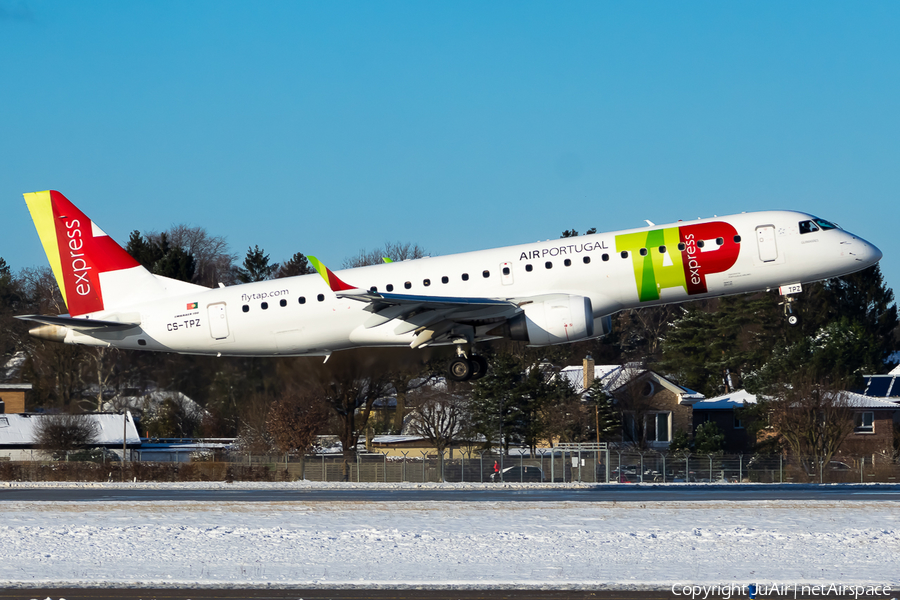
507, 295, 594, 346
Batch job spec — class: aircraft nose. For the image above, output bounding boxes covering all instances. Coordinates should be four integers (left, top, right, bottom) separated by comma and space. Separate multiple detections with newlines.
847, 235, 882, 267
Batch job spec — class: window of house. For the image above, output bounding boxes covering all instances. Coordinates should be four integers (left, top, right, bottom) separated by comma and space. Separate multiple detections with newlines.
854, 411, 874, 433
647, 412, 671, 443
733, 411, 744, 430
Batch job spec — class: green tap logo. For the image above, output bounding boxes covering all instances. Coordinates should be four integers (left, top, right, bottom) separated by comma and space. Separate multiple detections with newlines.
615, 221, 741, 302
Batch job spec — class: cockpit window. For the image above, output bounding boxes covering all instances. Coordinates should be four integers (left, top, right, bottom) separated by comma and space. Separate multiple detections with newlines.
813, 218, 838, 231
799, 220, 819, 234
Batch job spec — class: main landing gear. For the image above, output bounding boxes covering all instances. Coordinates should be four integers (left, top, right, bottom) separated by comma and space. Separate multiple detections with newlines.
448, 347, 488, 382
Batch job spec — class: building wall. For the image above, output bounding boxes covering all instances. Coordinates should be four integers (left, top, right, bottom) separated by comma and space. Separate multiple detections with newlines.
0, 391, 25, 414
840, 410, 897, 456
693, 410, 754, 453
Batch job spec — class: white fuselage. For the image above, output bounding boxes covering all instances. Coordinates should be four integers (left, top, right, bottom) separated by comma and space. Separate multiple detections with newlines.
61, 210, 882, 356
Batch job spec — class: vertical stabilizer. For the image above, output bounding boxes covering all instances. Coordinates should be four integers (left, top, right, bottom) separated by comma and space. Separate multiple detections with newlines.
23, 190, 168, 316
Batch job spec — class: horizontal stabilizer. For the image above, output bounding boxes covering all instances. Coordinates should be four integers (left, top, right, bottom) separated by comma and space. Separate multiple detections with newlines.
15, 314, 141, 332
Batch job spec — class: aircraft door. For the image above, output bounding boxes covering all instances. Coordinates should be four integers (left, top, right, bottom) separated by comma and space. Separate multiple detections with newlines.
207, 303, 230, 340
755, 225, 778, 262
500, 262, 514, 285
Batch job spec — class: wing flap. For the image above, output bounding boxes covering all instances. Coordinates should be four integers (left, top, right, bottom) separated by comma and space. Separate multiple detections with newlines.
16, 314, 141, 332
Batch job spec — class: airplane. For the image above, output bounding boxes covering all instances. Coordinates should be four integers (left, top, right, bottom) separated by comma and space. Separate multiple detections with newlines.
18, 190, 883, 381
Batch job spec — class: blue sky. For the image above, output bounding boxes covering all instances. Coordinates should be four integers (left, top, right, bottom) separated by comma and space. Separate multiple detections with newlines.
2, 2, 899, 297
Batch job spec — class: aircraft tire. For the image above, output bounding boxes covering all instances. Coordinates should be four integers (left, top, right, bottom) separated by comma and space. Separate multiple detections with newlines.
448, 357, 473, 381
787, 314, 800, 326
470, 355, 489, 380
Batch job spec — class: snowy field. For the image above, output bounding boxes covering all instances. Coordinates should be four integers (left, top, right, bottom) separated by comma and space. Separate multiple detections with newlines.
0, 482, 898, 591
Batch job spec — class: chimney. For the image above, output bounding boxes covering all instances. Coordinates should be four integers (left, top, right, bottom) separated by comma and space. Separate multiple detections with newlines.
583, 354, 595, 391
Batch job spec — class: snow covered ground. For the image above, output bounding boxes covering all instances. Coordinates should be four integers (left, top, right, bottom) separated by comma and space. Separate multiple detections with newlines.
0, 482, 898, 591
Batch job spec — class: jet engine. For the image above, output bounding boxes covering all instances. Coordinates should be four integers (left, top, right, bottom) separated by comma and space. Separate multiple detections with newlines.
506, 294, 595, 346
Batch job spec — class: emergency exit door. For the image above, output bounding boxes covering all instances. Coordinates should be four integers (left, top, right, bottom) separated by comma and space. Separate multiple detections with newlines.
755, 225, 778, 262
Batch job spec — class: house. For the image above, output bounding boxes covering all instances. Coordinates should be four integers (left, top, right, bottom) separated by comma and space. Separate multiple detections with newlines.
838, 392, 900, 457
691, 389, 757, 453
0, 412, 141, 461
561, 356, 705, 449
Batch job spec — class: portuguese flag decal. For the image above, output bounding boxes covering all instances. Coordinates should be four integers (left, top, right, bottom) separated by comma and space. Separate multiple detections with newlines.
187, 302, 198, 310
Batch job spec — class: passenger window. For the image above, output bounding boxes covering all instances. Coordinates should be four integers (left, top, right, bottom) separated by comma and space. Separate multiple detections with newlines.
462, 273, 469, 281
279, 299, 287, 307
525, 264, 533, 272
677, 243, 686, 251
564, 259, 571, 267
639, 248, 648, 256
697, 240, 705, 248
620, 251, 628, 259
502, 266, 510, 276
423, 279, 431, 287
298, 297, 306, 304
441, 276, 449, 284
716, 237, 724, 246
545, 261, 553, 269
386, 284, 394, 292
317, 294, 325, 302
261, 302, 268, 310
583, 256, 591, 264
242, 305, 249, 313
601, 254, 609, 262
404, 282, 412, 289
734, 235, 741, 243
482, 270, 490, 278
659, 246, 666, 253
370, 287, 377, 293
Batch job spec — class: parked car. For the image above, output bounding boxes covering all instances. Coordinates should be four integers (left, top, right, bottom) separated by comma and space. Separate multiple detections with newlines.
491, 465, 544, 482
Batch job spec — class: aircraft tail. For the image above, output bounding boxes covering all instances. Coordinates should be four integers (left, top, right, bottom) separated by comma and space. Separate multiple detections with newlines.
23, 190, 180, 317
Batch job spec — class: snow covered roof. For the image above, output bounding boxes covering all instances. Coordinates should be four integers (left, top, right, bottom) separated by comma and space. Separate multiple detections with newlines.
842, 392, 900, 410
0, 413, 141, 447
693, 389, 758, 410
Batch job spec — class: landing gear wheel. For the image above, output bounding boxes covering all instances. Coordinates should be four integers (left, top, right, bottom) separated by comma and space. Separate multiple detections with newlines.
470, 355, 489, 380
787, 314, 800, 326
448, 357, 473, 381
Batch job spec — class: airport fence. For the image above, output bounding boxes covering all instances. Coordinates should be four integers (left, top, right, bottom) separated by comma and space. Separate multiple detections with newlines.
1, 449, 898, 483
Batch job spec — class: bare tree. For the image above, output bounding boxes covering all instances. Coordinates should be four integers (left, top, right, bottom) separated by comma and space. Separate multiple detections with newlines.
266, 393, 327, 455
408, 381, 469, 460
341, 242, 427, 269
767, 377, 855, 482
34, 413, 99, 458
149, 225, 237, 287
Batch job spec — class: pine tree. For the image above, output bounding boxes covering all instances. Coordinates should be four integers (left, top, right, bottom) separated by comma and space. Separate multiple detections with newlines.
237, 245, 276, 282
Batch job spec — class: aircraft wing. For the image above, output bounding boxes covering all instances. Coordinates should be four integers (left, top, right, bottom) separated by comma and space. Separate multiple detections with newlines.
15, 314, 141, 332
308, 256, 520, 346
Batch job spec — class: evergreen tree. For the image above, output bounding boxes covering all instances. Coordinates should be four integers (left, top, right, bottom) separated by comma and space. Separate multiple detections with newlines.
274, 252, 313, 278
693, 421, 725, 454
237, 245, 276, 282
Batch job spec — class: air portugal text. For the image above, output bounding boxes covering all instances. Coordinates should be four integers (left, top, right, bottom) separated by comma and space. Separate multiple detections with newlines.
616, 222, 740, 302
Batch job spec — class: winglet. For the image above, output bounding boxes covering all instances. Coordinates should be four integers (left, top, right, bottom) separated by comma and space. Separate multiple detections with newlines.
382, 257, 393, 264
307, 256, 358, 292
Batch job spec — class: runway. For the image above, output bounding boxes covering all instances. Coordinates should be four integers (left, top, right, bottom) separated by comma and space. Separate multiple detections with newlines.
2, 482, 900, 502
